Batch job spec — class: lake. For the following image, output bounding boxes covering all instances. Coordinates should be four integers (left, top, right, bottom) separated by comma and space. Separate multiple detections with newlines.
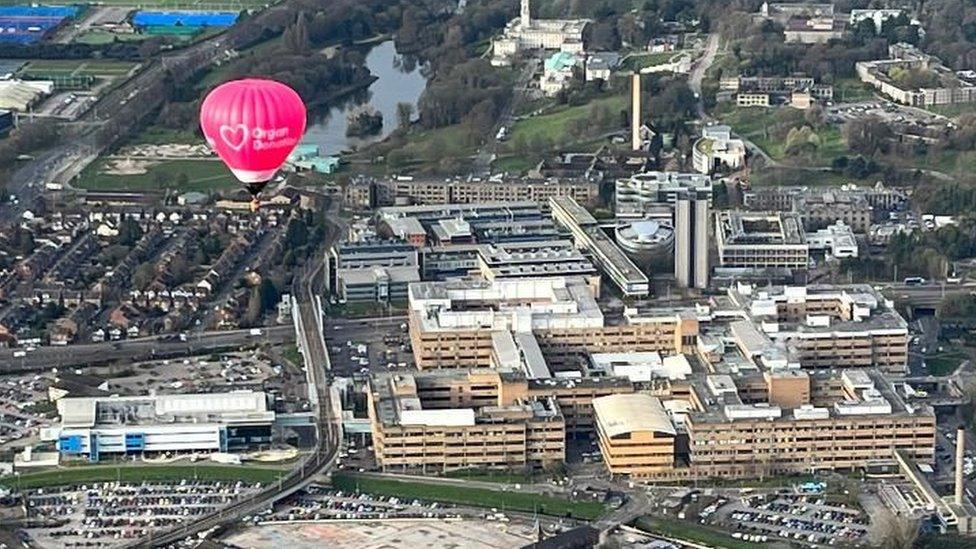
302, 40, 427, 155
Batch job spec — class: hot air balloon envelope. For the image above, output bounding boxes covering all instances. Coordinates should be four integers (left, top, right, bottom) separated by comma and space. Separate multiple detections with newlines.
200, 78, 307, 185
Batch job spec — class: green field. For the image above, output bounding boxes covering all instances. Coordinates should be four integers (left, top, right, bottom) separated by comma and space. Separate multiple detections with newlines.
633, 516, 765, 549
0, 464, 287, 490
281, 344, 304, 367
75, 158, 238, 192
129, 127, 201, 145
492, 154, 538, 174
331, 472, 607, 520
443, 468, 536, 484
833, 78, 876, 103
19, 59, 138, 79
715, 105, 845, 166
925, 347, 970, 376
509, 93, 627, 145
75, 31, 151, 45
926, 103, 976, 118
619, 51, 677, 72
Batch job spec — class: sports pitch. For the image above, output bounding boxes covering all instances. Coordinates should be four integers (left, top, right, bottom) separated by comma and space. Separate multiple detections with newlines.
18, 59, 139, 79
0, 0, 274, 9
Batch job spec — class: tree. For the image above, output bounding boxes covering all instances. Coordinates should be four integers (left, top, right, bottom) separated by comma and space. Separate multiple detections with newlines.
15, 227, 34, 255
259, 278, 279, 312
132, 262, 155, 290
395, 102, 414, 130
243, 286, 263, 327
844, 116, 893, 156
286, 217, 309, 250
876, 510, 919, 549
283, 14, 310, 55
804, 104, 825, 128
175, 172, 190, 188
784, 126, 821, 156
116, 217, 143, 247
465, 99, 496, 138
169, 256, 191, 286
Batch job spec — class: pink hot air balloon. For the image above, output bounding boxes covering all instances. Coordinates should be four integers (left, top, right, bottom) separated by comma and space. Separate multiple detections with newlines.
200, 78, 306, 207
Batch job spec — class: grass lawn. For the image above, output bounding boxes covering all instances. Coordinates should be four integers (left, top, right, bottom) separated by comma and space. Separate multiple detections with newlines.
632, 516, 765, 549
368, 123, 478, 173
925, 347, 970, 376
20, 59, 138, 78
919, 149, 976, 176
281, 344, 304, 367
0, 464, 287, 490
75, 30, 151, 45
756, 125, 846, 165
832, 78, 875, 103
714, 105, 779, 138
925, 103, 976, 118
619, 51, 676, 72
493, 154, 538, 174
331, 472, 606, 520
75, 158, 238, 192
129, 127, 201, 145
509, 93, 627, 145
442, 469, 536, 484
715, 105, 845, 166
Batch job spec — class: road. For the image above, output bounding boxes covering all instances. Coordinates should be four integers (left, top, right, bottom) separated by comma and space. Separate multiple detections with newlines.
0, 326, 294, 371
688, 33, 718, 120
133, 268, 340, 548
134, 210, 344, 547
878, 281, 976, 307
471, 57, 539, 176
685, 33, 783, 169
0, 4, 262, 224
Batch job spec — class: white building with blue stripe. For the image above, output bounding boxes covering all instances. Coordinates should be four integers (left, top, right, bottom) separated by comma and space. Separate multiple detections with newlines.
53, 391, 275, 461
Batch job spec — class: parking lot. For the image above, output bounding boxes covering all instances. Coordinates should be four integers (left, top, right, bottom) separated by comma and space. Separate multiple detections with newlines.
709, 492, 869, 545
0, 375, 59, 449
325, 317, 415, 377
88, 350, 311, 413
25, 480, 262, 547
256, 484, 464, 523
824, 100, 947, 126
99, 351, 278, 394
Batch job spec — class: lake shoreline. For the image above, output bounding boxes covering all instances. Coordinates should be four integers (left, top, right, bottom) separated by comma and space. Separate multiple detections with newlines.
303, 40, 428, 156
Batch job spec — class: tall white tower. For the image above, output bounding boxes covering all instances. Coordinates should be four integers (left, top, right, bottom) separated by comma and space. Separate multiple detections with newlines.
521, 0, 531, 27
631, 73, 642, 151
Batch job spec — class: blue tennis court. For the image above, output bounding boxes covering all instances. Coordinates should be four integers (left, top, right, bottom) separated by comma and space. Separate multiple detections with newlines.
132, 10, 239, 28
0, 5, 78, 44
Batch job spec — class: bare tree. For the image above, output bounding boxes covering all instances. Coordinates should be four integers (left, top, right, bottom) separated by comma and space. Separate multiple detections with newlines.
875, 509, 920, 549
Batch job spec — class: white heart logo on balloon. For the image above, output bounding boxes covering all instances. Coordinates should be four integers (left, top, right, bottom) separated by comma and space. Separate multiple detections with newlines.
219, 124, 249, 151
